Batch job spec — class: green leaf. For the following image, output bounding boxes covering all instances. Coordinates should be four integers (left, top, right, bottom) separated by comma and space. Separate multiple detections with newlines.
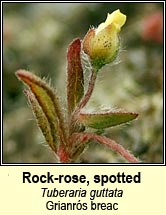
78, 110, 138, 129
16, 70, 67, 147
67, 38, 84, 115
24, 90, 56, 152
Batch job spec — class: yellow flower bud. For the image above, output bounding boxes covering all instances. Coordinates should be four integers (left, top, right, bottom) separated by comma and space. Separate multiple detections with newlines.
82, 9, 126, 71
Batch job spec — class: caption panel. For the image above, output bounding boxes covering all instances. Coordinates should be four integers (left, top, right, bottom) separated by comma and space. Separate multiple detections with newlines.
0, 166, 166, 215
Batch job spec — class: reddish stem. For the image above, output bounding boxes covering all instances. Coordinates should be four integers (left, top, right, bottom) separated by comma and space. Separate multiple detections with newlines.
70, 132, 139, 163
57, 144, 70, 163
69, 71, 97, 135
74, 71, 97, 115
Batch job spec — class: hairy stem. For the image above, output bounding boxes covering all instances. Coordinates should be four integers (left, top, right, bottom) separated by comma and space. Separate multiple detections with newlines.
70, 132, 139, 163
69, 71, 96, 135
75, 71, 97, 112
69, 71, 97, 134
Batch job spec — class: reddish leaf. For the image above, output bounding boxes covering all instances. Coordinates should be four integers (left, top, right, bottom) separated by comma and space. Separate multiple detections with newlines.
24, 90, 56, 152
16, 70, 67, 147
67, 38, 84, 115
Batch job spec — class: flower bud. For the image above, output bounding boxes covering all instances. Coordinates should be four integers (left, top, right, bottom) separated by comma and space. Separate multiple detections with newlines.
82, 9, 126, 71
